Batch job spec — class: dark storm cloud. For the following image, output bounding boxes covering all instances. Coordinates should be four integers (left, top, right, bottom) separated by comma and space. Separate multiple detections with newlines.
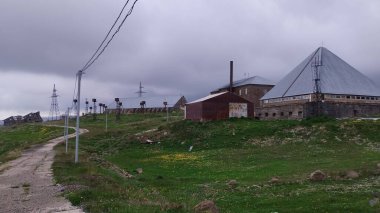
0, 0, 380, 118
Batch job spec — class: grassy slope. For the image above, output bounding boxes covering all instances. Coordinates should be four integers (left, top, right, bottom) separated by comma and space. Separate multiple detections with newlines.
53, 114, 380, 212
0, 124, 64, 163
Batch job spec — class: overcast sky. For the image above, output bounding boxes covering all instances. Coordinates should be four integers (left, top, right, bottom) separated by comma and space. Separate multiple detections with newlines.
1, 0, 380, 119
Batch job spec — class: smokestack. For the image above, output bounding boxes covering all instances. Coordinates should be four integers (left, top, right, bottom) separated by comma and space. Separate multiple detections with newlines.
229, 60, 233, 92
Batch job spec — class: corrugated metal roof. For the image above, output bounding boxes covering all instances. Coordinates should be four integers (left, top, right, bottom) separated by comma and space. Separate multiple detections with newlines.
116, 95, 184, 108
187, 92, 228, 104
216, 76, 275, 91
262, 47, 380, 100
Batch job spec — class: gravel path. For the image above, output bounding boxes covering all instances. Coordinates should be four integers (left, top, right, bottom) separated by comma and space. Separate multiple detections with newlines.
0, 128, 88, 213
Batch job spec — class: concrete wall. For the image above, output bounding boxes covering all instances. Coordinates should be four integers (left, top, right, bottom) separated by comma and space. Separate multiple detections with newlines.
257, 101, 380, 120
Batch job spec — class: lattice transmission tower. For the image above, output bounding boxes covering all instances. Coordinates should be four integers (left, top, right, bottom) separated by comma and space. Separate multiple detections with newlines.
49, 84, 61, 121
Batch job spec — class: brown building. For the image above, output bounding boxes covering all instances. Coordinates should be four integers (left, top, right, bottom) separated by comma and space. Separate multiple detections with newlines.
211, 76, 274, 110
258, 47, 380, 120
185, 91, 254, 121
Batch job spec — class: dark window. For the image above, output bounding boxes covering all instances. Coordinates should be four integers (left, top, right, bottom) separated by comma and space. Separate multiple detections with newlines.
258, 113, 262, 117
272, 113, 276, 117
289, 111, 293, 116
346, 96, 350, 99
298, 111, 303, 116
280, 112, 284, 116
265, 113, 268, 117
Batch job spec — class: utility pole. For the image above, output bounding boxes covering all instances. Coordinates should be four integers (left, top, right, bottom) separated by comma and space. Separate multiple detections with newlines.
115, 98, 120, 121
92, 98, 97, 120
65, 107, 70, 153
105, 105, 108, 132
64, 108, 68, 152
164, 100, 168, 122
75, 70, 83, 163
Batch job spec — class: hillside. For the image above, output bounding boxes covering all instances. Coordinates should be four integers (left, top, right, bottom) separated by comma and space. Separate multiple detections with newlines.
0, 124, 64, 164
53, 114, 380, 212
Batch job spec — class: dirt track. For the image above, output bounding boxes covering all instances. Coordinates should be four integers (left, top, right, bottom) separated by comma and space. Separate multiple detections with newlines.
0, 128, 88, 213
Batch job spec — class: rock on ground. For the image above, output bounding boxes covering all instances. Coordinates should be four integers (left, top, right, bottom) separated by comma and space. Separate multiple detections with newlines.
346, 170, 359, 179
227, 180, 238, 188
194, 200, 219, 213
309, 170, 326, 181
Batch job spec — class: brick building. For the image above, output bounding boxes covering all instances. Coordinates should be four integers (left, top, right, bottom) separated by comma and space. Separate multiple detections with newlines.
211, 76, 275, 109
186, 91, 254, 121
257, 47, 380, 120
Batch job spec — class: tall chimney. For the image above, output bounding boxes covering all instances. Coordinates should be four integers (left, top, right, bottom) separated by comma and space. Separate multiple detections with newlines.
229, 60, 233, 92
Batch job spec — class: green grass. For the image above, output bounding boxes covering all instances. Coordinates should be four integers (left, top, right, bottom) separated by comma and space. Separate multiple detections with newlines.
53, 113, 380, 212
0, 124, 65, 163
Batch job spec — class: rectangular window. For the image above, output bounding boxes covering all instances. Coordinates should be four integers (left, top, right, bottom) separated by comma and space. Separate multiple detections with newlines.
239, 90, 242, 96
245, 88, 248, 95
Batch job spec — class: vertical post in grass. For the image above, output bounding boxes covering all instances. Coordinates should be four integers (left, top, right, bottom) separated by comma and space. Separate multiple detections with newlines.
64, 108, 67, 146
75, 70, 83, 163
65, 107, 70, 153
105, 105, 108, 132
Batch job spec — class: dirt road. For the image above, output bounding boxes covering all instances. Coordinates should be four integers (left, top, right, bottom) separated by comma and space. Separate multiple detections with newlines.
0, 128, 88, 213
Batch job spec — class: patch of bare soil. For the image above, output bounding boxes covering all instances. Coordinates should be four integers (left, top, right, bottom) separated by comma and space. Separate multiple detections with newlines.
0, 128, 88, 213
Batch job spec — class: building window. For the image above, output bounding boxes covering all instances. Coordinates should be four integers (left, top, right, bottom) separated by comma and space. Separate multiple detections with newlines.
258, 113, 262, 117
265, 113, 268, 117
289, 112, 293, 116
272, 113, 276, 117
239, 90, 242, 96
298, 111, 303, 116
245, 88, 248, 95
280, 112, 284, 116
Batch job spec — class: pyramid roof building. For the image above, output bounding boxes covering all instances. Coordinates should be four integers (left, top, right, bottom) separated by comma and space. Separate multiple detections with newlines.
262, 47, 380, 100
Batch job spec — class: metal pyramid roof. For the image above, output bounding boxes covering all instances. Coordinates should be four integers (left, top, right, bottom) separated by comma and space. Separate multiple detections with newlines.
262, 47, 380, 100
216, 76, 275, 91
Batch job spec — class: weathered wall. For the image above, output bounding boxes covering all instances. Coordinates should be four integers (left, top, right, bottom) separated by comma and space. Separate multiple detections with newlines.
257, 101, 380, 120
305, 102, 380, 118
256, 104, 305, 120
232, 85, 274, 109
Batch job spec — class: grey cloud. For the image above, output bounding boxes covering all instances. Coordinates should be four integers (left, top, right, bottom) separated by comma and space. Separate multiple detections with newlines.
1, 0, 380, 118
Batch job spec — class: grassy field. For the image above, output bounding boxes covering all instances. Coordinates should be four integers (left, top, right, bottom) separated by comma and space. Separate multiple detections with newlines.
0, 124, 65, 163
52, 113, 380, 212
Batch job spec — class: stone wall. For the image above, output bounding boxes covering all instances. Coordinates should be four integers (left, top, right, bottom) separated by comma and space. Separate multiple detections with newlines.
257, 101, 380, 120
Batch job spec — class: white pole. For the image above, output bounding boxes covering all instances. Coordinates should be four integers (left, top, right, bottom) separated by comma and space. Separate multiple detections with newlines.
106, 109, 108, 132
75, 70, 83, 163
65, 107, 70, 153
64, 109, 67, 140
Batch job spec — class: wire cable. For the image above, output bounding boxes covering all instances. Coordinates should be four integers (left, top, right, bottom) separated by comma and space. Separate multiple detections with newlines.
82, 0, 139, 71
81, 0, 131, 71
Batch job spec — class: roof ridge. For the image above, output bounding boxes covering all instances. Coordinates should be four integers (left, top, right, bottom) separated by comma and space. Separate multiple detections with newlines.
281, 47, 320, 97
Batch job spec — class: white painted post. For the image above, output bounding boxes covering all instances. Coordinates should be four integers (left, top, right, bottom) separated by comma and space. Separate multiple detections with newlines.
65, 107, 70, 153
105, 108, 108, 132
75, 70, 83, 163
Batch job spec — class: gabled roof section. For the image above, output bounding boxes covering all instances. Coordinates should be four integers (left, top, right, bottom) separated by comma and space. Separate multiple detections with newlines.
262, 47, 380, 100
187, 92, 228, 104
216, 76, 275, 91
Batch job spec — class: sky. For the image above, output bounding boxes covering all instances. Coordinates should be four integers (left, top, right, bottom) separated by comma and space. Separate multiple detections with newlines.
1, 0, 380, 120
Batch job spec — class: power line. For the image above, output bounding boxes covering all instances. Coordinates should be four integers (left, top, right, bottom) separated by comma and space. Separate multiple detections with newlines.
81, 0, 131, 71
82, 0, 139, 72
